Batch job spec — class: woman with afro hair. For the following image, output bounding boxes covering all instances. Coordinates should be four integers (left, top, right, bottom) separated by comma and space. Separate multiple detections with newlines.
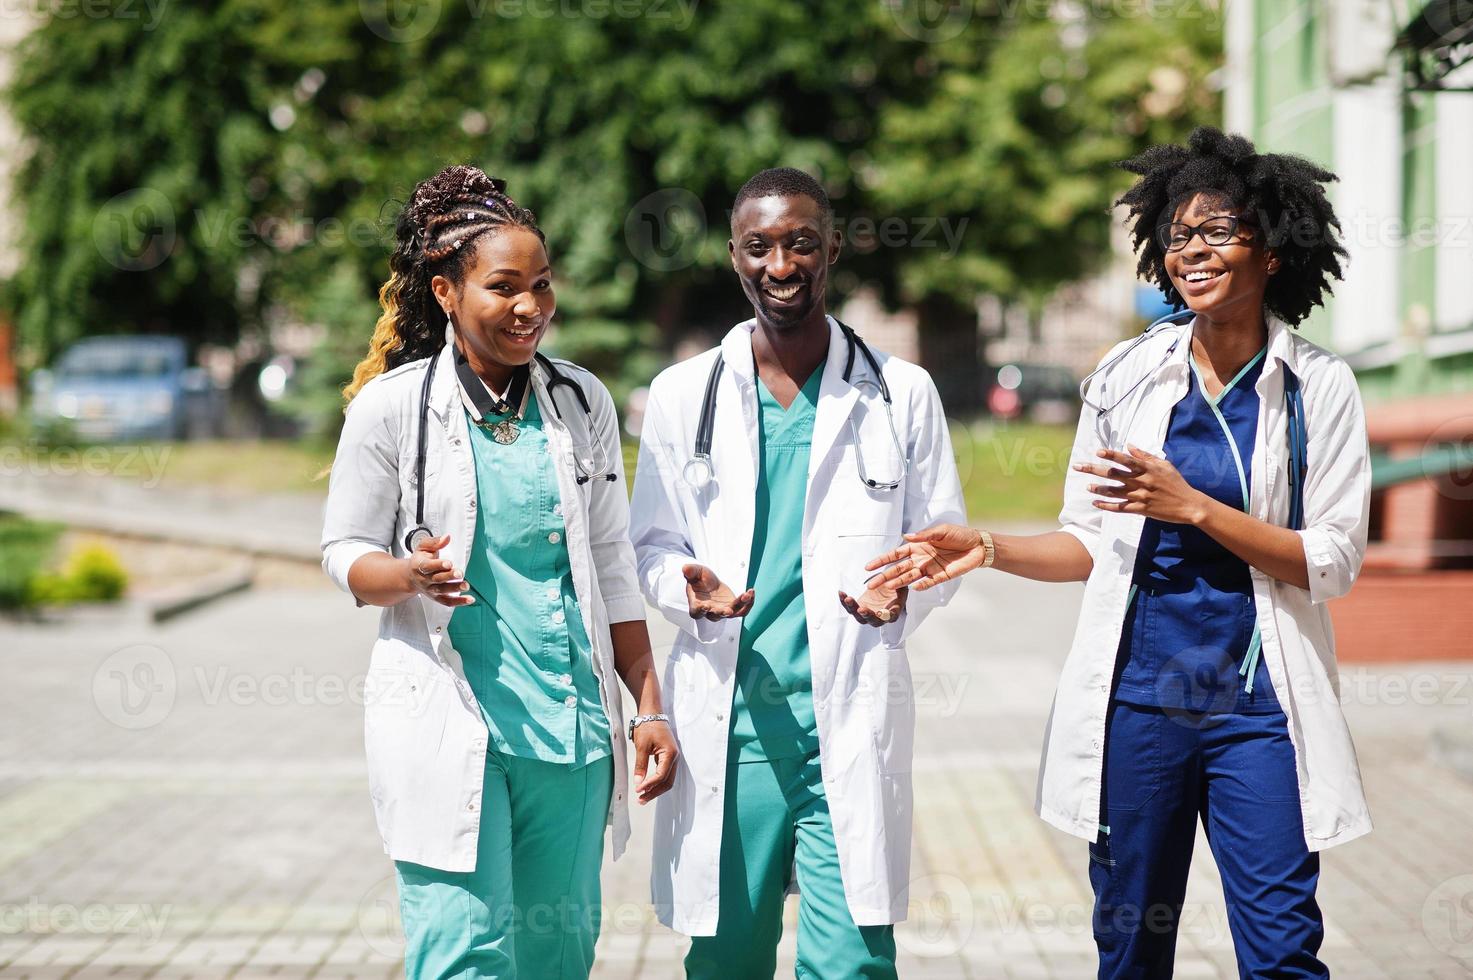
867, 127, 1372, 977
320, 165, 678, 978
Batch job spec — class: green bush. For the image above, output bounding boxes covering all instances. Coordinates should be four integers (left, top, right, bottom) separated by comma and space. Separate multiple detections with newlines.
0, 514, 65, 608
28, 543, 128, 605
0, 517, 128, 609
29, 542, 128, 604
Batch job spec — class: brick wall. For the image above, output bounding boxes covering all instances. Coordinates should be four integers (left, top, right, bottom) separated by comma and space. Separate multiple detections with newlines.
1330, 570, 1473, 661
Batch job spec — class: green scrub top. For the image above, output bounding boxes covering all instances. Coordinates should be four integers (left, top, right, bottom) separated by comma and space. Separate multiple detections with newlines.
447, 391, 611, 768
728, 367, 825, 762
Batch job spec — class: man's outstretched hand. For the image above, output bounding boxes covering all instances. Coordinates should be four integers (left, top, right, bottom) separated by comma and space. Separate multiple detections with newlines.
683, 564, 754, 621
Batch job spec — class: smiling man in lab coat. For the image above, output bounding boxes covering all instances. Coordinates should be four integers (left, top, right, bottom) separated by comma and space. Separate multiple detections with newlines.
629, 167, 968, 978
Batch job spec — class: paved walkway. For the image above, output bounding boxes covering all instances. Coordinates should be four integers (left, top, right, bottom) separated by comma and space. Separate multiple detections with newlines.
3, 566, 1473, 978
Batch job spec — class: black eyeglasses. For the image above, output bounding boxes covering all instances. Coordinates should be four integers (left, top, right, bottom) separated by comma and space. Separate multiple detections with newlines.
1155, 215, 1253, 253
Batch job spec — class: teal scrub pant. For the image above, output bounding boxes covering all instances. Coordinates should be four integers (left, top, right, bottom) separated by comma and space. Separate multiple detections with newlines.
394, 749, 613, 980
684, 749, 897, 979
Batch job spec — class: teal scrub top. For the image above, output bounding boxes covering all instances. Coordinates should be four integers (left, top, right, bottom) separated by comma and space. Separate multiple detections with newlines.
447, 391, 611, 768
728, 367, 825, 762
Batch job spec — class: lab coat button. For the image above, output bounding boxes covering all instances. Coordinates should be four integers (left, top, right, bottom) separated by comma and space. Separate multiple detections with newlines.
434, 626, 442, 634
548, 531, 561, 544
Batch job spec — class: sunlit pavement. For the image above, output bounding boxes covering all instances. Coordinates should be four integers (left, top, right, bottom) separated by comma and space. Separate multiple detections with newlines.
3, 563, 1472, 979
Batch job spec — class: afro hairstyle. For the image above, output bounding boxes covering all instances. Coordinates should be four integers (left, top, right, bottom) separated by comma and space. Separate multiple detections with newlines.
1115, 126, 1347, 326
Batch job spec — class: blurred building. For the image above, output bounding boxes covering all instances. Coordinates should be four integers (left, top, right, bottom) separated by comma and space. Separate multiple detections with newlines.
0, 8, 38, 417
1226, 0, 1473, 659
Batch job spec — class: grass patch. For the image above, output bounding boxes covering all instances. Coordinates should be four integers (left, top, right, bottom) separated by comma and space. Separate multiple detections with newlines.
0, 439, 339, 495
952, 421, 1073, 525
1, 421, 1074, 528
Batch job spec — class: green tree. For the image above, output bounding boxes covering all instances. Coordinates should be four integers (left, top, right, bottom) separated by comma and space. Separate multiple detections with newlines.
4, 0, 1220, 428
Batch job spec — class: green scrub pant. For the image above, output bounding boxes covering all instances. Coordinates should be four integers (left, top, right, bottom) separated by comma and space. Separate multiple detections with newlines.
394, 749, 613, 980
684, 749, 897, 979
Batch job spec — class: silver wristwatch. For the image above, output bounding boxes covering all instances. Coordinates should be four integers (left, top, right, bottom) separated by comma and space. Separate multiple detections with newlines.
627, 713, 669, 738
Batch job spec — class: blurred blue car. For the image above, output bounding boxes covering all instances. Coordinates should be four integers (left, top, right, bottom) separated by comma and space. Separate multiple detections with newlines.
29, 335, 214, 442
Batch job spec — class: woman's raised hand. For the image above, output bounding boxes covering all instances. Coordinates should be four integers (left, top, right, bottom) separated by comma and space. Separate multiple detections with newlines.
864, 523, 987, 593
405, 533, 475, 607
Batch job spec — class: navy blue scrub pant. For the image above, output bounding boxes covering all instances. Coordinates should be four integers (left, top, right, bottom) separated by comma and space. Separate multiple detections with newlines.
1089, 700, 1328, 979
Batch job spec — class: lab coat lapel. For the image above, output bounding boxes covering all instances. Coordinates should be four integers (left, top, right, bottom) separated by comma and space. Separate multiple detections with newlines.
808, 315, 862, 478
718, 322, 761, 501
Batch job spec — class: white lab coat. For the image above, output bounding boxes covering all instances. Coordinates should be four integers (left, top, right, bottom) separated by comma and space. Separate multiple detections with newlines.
629, 315, 968, 934
319, 342, 646, 872
1040, 314, 1373, 850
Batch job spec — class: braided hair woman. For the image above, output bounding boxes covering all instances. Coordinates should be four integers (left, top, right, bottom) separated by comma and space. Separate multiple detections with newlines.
321, 165, 678, 979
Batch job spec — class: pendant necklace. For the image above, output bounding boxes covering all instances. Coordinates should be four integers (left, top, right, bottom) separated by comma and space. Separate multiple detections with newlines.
453, 343, 531, 445
485, 382, 531, 445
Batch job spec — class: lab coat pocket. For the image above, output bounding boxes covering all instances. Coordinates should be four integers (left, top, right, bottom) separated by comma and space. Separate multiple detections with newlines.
866, 643, 916, 775
827, 531, 902, 599
363, 665, 447, 807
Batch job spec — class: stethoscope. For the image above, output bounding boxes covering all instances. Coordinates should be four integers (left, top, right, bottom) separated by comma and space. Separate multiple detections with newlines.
1085, 306, 1310, 694
682, 319, 905, 492
402, 342, 615, 553
1079, 305, 1309, 530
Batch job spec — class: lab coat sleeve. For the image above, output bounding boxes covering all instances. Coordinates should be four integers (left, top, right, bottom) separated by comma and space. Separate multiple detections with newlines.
893, 370, 969, 643
583, 376, 647, 625
1057, 344, 1122, 559
628, 380, 725, 644
1296, 358, 1370, 605
320, 379, 401, 608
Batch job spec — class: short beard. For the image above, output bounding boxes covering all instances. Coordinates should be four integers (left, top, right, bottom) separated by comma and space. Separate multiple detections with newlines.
752, 284, 818, 330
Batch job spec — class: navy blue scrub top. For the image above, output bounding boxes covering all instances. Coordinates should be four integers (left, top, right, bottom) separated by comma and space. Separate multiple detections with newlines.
1112, 346, 1282, 714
